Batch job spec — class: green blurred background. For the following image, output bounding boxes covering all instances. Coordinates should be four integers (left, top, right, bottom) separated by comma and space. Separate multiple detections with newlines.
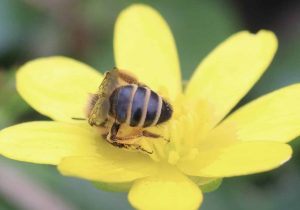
0, 0, 300, 209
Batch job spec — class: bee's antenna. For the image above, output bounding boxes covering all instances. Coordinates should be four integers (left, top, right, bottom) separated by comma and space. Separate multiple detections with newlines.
72, 117, 87, 121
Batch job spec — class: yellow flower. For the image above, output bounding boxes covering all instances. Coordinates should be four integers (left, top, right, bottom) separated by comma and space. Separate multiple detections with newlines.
0, 4, 299, 210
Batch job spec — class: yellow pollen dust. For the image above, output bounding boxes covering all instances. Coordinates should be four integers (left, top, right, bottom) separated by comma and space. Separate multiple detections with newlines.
145, 93, 208, 164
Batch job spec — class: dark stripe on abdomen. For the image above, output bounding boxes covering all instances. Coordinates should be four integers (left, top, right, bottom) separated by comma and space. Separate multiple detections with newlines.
109, 86, 133, 123
130, 87, 146, 126
143, 91, 159, 127
157, 100, 173, 124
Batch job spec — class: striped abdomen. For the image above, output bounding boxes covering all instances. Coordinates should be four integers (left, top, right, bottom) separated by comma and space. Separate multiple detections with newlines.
109, 85, 172, 128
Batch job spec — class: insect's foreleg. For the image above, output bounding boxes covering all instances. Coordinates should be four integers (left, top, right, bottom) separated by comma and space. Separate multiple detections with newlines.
132, 144, 153, 154
111, 133, 143, 141
109, 128, 169, 142
142, 130, 170, 142
108, 122, 121, 142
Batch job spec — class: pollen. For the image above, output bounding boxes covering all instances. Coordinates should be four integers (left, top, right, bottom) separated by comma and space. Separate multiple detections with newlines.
145, 94, 210, 164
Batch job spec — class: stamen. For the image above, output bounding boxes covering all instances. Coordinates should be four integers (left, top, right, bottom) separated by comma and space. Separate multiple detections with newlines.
144, 93, 206, 162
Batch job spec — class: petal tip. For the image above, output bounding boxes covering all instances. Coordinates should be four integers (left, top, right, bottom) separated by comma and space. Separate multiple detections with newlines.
128, 174, 203, 210
282, 144, 293, 164
116, 4, 163, 27
233, 30, 278, 46
257, 29, 278, 50
57, 159, 69, 175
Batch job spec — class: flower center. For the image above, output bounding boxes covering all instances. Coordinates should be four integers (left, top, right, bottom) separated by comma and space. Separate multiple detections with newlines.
142, 94, 213, 164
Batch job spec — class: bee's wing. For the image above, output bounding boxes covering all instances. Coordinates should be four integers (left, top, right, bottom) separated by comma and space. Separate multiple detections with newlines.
88, 69, 120, 125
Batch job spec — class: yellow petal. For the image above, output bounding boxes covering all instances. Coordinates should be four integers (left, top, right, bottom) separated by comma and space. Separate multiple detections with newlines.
189, 177, 223, 193
217, 84, 300, 143
178, 141, 292, 177
0, 121, 101, 165
128, 166, 202, 210
185, 30, 278, 128
114, 4, 182, 100
58, 155, 158, 183
17, 56, 102, 122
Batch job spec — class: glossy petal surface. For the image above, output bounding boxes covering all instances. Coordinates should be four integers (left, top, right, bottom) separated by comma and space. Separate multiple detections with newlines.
114, 4, 181, 100
178, 141, 292, 177
128, 166, 202, 210
218, 84, 300, 143
17, 56, 102, 122
0, 122, 100, 164
59, 155, 158, 183
185, 31, 277, 128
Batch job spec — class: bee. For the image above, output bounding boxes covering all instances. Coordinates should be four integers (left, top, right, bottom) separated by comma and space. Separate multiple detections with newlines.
87, 68, 172, 153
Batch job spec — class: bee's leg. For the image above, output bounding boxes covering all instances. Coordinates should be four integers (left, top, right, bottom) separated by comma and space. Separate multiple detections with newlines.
111, 141, 128, 149
108, 125, 152, 154
99, 119, 108, 127
111, 141, 153, 154
111, 133, 143, 141
110, 128, 169, 142
109, 136, 153, 154
108, 122, 144, 142
142, 130, 170, 142
109, 122, 121, 142
116, 141, 153, 154
131, 144, 153, 154
101, 132, 109, 139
